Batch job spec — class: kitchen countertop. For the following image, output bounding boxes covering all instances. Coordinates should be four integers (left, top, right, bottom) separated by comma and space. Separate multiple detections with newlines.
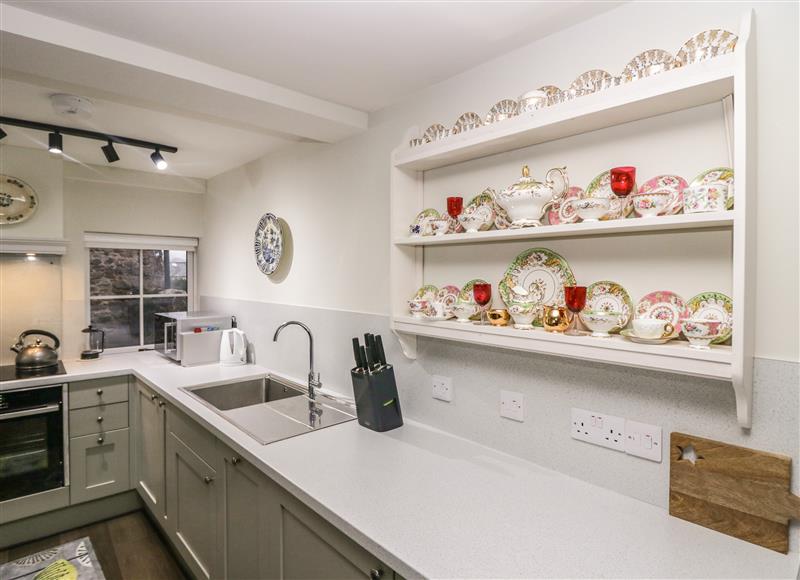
4, 352, 798, 578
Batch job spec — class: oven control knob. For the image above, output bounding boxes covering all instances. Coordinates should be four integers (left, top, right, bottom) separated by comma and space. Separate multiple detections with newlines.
96, 389, 103, 396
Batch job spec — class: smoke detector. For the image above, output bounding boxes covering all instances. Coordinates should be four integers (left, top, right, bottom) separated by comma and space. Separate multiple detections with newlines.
50, 94, 93, 118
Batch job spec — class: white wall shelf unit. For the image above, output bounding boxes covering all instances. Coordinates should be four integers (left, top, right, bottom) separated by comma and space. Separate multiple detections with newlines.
389, 12, 755, 428
394, 212, 734, 247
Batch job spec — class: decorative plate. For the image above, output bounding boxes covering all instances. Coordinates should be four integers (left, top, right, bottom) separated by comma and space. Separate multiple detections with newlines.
410, 208, 440, 236
463, 189, 497, 231
536, 85, 563, 107
621, 49, 675, 83
457, 279, 492, 317
687, 291, 733, 344
585, 280, 633, 332
499, 248, 575, 315
435, 285, 461, 316
549, 186, 584, 225
585, 171, 634, 220
0, 175, 38, 225
413, 285, 439, 302
565, 69, 615, 100
486, 99, 519, 124
675, 30, 738, 67
690, 167, 734, 210
254, 213, 283, 276
620, 329, 679, 345
452, 112, 484, 135
635, 290, 689, 333
423, 123, 449, 142
639, 174, 688, 215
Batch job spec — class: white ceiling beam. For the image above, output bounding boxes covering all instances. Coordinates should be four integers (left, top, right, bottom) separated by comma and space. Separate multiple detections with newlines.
0, 5, 369, 143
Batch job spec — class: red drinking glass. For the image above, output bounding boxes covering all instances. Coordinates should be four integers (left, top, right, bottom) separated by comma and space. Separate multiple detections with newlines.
447, 196, 464, 219
564, 285, 587, 336
610, 166, 636, 197
473, 283, 492, 326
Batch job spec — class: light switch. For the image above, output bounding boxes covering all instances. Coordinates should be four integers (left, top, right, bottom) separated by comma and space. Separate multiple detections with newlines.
624, 419, 661, 462
643, 434, 653, 449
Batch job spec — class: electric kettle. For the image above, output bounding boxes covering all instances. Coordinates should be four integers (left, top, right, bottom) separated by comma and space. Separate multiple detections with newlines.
219, 317, 247, 366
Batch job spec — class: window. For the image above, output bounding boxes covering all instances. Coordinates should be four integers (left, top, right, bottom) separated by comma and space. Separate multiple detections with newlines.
86, 235, 196, 349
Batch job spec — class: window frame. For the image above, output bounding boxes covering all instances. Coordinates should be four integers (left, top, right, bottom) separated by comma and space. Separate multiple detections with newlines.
84, 234, 198, 352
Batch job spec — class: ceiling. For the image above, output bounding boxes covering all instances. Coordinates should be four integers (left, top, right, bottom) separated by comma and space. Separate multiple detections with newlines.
0, 2, 621, 178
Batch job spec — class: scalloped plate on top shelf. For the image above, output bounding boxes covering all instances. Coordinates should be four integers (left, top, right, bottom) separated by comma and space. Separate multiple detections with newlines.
565, 69, 615, 100
621, 49, 675, 83
451, 112, 483, 135
675, 29, 738, 67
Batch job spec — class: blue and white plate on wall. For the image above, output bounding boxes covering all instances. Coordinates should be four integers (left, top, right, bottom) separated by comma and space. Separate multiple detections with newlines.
254, 212, 283, 276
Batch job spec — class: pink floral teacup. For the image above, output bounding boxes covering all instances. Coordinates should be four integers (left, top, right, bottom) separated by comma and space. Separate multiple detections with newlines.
630, 189, 674, 217
681, 318, 727, 349
408, 299, 431, 318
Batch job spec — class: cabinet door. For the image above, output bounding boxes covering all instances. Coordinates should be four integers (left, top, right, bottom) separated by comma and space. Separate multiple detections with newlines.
166, 432, 222, 580
263, 478, 390, 580
223, 454, 270, 580
133, 380, 166, 519
69, 427, 130, 505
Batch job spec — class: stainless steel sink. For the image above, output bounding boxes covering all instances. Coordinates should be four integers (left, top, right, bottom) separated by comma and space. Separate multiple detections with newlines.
182, 374, 356, 445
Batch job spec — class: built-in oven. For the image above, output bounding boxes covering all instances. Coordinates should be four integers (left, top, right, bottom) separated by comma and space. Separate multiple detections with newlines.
0, 384, 68, 502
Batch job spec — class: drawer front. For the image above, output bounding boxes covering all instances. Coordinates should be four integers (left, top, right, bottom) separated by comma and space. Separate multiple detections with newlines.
69, 376, 129, 409
69, 428, 131, 505
70, 401, 129, 438
168, 405, 218, 469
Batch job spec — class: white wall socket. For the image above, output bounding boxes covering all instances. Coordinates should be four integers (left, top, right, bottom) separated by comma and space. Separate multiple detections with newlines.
624, 419, 662, 462
432, 375, 453, 402
571, 408, 625, 452
500, 390, 524, 422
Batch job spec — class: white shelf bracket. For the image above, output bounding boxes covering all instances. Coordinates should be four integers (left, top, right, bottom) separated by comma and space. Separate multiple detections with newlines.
393, 330, 418, 359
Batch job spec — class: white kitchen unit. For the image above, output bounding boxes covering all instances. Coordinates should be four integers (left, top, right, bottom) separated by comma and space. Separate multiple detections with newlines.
390, 12, 756, 428
133, 379, 167, 520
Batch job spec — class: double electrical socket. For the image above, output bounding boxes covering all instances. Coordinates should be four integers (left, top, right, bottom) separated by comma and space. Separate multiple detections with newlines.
571, 408, 662, 462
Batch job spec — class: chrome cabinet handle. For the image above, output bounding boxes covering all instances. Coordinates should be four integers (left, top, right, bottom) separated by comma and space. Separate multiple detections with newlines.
231, 457, 241, 465
369, 568, 384, 580
203, 476, 214, 484
96, 416, 103, 423
97, 436, 104, 444
97, 388, 104, 395
150, 394, 158, 401
158, 400, 166, 408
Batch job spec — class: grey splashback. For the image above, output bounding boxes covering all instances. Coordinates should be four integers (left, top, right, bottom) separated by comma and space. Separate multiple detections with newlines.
200, 296, 799, 524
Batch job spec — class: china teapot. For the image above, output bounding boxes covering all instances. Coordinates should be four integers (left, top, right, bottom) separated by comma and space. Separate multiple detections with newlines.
494, 165, 569, 227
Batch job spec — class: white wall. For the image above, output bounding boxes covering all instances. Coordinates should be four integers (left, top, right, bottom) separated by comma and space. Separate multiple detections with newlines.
199, 0, 798, 520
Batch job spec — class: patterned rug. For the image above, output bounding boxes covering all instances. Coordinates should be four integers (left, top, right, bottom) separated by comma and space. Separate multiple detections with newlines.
0, 537, 105, 580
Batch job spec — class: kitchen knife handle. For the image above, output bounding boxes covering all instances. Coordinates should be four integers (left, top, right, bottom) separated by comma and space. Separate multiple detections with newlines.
352, 337, 364, 369
375, 335, 387, 366
361, 345, 372, 371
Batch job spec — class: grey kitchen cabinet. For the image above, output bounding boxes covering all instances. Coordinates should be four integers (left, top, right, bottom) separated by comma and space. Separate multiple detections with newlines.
263, 477, 391, 580
165, 431, 223, 580
133, 379, 166, 519
69, 427, 130, 505
221, 452, 271, 580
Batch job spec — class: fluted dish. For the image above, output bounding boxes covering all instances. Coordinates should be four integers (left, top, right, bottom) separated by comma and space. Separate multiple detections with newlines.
485, 99, 519, 124
565, 69, 615, 101
621, 49, 675, 83
675, 29, 737, 67
451, 112, 484, 135
423, 123, 449, 143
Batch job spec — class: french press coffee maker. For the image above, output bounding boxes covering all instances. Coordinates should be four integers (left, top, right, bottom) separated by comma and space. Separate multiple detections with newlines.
80, 325, 105, 359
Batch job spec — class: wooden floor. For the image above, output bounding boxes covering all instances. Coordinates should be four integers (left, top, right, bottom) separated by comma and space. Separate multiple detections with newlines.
0, 510, 187, 580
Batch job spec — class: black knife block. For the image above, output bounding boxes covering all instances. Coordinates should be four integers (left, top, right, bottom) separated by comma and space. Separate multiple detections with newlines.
350, 365, 403, 432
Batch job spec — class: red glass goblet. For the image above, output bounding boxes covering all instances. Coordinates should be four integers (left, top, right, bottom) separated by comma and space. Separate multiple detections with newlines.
610, 166, 636, 198
473, 283, 492, 326
564, 285, 587, 336
447, 196, 463, 219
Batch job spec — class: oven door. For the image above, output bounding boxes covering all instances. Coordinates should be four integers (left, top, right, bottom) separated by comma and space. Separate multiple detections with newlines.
0, 385, 65, 502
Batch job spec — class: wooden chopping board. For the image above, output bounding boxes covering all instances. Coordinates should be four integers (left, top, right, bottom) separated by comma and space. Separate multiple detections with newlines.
669, 432, 800, 553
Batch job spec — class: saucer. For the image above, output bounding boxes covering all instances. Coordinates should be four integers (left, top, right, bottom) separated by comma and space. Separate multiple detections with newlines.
422, 314, 454, 322
620, 329, 679, 345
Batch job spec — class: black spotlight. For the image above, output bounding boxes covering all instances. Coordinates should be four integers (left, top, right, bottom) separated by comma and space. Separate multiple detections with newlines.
150, 149, 167, 170
48, 132, 63, 154
101, 140, 119, 163
0, 127, 6, 140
